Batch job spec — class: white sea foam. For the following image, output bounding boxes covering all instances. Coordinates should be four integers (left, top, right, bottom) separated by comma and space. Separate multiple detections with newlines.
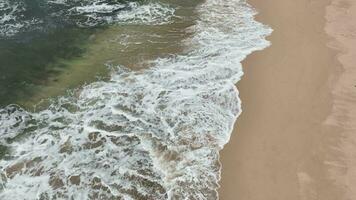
0, 1, 41, 37
0, 0, 174, 37
0, 0, 271, 199
72, 3, 126, 14
69, 2, 175, 27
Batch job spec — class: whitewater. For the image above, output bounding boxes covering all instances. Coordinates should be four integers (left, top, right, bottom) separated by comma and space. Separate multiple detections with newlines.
0, 0, 271, 199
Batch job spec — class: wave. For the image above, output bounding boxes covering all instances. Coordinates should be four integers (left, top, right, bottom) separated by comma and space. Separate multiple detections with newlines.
0, 0, 271, 199
0, 0, 174, 37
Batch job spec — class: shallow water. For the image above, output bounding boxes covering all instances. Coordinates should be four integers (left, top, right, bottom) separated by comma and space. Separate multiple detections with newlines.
0, 0, 271, 199
1, 0, 196, 108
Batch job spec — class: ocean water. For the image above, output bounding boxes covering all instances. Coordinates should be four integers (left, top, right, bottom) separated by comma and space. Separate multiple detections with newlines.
0, 0, 271, 199
0, 0, 182, 107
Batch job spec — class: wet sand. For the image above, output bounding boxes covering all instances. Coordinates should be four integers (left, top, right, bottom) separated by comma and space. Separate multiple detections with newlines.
219, 0, 356, 199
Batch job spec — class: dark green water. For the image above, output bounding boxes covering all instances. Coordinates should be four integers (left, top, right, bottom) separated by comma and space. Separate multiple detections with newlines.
0, 0, 200, 108
0, 0, 108, 107
0, 28, 96, 106
0, 0, 156, 108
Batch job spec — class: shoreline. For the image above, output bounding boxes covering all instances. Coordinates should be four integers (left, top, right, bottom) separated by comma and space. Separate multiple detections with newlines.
219, 0, 356, 199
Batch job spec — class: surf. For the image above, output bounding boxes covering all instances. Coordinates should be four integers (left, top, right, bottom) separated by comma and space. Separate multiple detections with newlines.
0, 0, 271, 199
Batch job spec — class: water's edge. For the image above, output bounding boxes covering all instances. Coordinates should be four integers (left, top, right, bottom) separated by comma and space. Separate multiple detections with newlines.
0, 0, 272, 199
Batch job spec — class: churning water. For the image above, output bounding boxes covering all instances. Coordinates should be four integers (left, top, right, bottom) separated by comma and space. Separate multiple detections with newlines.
0, 0, 271, 199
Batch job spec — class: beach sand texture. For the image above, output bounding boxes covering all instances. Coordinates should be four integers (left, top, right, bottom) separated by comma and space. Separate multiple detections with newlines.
219, 0, 356, 199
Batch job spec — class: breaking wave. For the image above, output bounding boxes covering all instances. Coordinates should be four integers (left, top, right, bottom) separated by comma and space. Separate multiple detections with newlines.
0, 0, 271, 199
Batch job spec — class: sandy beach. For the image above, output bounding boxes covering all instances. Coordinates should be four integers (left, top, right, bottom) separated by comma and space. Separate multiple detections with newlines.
219, 0, 356, 199
2, 0, 356, 198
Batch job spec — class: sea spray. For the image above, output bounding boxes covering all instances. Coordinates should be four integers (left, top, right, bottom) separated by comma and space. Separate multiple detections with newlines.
0, 0, 271, 199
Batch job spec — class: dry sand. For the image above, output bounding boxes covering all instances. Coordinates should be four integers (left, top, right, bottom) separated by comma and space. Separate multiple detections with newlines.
219, 0, 356, 199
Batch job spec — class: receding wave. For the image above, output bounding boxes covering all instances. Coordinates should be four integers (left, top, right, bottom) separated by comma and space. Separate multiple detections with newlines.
0, 0, 271, 199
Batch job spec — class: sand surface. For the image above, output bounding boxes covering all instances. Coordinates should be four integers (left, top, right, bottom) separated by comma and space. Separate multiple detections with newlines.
219, 0, 356, 199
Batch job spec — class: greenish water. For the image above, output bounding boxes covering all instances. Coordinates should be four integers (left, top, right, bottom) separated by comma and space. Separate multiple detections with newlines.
0, 0, 201, 164
0, 28, 97, 107
0, 0, 199, 109
0, 0, 266, 198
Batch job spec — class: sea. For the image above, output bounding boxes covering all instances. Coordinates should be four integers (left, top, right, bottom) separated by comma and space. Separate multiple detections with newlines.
0, 0, 271, 199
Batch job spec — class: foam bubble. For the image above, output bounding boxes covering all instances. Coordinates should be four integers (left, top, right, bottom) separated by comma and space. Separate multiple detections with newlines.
0, 0, 175, 37
0, 0, 271, 199
69, 2, 175, 27
0, 1, 41, 37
